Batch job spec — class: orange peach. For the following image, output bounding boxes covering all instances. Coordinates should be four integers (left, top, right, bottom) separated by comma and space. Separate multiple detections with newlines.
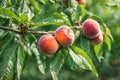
55, 26, 74, 46
82, 19, 100, 39
38, 34, 59, 55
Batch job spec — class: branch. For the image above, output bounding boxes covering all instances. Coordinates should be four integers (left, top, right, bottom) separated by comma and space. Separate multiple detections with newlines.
27, 31, 54, 35
0, 25, 82, 35
0, 25, 21, 34
0, 25, 53, 35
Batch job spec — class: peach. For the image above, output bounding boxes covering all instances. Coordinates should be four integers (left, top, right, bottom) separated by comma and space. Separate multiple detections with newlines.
38, 34, 59, 55
77, 0, 86, 5
55, 26, 74, 46
82, 19, 100, 39
89, 31, 103, 45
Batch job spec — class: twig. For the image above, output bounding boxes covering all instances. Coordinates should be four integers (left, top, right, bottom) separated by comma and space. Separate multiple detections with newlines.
0, 25, 54, 35
0, 25, 21, 34
27, 31, 54, 35
0, 25, 82, 35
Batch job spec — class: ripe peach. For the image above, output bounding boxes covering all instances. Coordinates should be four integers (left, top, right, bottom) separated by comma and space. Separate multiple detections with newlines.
38, 34, 59, 55
77, 0, 86, 5
55, 26, 74, 46
82, 19, 100, 39
89, 31, 103, 45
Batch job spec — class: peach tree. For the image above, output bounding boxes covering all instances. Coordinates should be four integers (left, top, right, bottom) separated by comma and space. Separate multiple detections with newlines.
0, 0, 112, 80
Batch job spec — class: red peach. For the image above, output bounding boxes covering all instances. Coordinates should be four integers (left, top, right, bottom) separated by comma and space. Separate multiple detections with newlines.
38, 34, 59, 55
77, 0, 86, 5
89, 31, 103, 45
82, 19, 100, 39
55, 26, 74, 46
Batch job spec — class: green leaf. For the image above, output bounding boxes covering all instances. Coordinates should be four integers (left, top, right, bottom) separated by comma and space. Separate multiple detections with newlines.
70, 46, 98, 77
53, 12, 71, 25
0, 33, 15, 56
0, 0, 7, 8
30, 0, 40, 14
16, 44, 25, 80
0, 8, 20, 22
94, 44, 102, 57
75, 5, 85, 20
74, 33, 90, 53
106, 2, 120, 8
22, 0, 34, 20
39, 0, 46, 4
24, 33, 37, 45
68, 48, 91, 69
0, 43, 18, 80
32, 12, 64, 27
20, 14, 28, 23
51, 72, 58, 80
31, 44, 45, 74
79, 5, 86, 17
104, 35, 111, 51
63, 9, 74, 25
50, 49, 64, 80
32, 12, 63, 25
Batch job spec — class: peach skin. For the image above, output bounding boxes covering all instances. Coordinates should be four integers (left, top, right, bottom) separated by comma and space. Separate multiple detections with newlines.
55, 26, 74, 46
38, 34, 59, 55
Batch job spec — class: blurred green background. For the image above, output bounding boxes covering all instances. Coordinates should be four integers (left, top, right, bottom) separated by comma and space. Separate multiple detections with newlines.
20, 0, 120, 80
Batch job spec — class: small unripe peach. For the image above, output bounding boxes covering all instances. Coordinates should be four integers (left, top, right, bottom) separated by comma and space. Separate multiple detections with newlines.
89, 31, 103, 45
55, 26, 74, 46
38, 34, 59, 55
82, 19, 100, 39
77, 0, 86, 5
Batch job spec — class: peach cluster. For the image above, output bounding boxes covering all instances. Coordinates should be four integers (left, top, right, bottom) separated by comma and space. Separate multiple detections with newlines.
38, 26, 74, 55
82, 19, 104, 45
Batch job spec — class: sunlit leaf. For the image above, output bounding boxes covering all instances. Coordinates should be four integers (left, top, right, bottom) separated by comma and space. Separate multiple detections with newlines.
31, 44, 45, 74
30, 0, 40, 14
16, 44, 25, 80
20, 14, 28, 23
70, 46, 98, 77
94, 44, 102, 57
0, 43, 18, 80
104, 35, 111, 51
0, 8, 20, 22
50, 49, 64, 80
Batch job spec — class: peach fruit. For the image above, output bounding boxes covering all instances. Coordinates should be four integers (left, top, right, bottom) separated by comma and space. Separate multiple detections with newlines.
55, 26, 74, 46
38, 34, 59, 55
82, 19, 100, 39
89, 31, 103, 45
77, 0, 86, 5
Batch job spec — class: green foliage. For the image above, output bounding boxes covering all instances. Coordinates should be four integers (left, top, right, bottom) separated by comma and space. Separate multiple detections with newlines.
0, 8, 20, 22
0, 0, 113, 80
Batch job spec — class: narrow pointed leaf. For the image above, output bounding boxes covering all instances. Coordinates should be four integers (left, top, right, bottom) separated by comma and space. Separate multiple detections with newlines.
104, 35, 111, 51
0, 8, 20, 22
94, 44, 102, 57
70, 46, 98, 77
31, 44, 45, 74
16, 44, 25, 80
0, 43, 18, 79
50, 50, 64, 80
